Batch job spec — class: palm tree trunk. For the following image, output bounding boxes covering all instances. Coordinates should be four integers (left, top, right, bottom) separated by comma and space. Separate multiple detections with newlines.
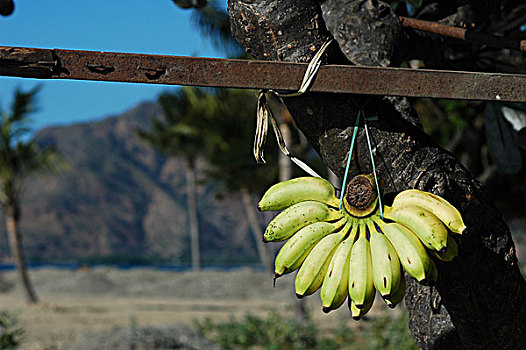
275, 110, 310, 322
185, 158, 200, 271
274, 96, 293, 182
5, 204, 38, 303
240, 187, 272, 272
279, 121, 292, 182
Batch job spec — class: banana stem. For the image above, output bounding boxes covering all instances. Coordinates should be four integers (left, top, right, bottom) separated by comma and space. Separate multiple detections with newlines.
359, 224, 367, 239
340, 219, 354, 239
374, 217, 385, 232
366, 221, 377, 236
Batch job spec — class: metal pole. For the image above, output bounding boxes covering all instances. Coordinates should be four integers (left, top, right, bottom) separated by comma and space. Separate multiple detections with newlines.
2, 46, 526, 102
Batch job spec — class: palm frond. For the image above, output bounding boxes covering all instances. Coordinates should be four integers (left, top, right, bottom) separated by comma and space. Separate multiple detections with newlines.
138, 87, 221, 160
10, 86, 40, 124
0, 87, 64, 204
17, 142, 66, 176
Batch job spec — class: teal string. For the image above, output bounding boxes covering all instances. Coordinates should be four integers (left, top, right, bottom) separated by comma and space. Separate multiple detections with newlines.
339, 111, 361, 210
364, 116, 383, 219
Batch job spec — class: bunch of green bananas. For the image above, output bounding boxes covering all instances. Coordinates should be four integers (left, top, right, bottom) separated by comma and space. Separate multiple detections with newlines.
259, 176, 465, 320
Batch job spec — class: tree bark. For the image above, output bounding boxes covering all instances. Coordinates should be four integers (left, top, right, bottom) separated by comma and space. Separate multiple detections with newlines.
240, 187, 273, 272
228, 1, 526, 349
185, 158, 200, 271
5, 203, 38, 304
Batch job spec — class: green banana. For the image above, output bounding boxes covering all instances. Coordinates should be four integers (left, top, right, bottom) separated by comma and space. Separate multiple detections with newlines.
430, 234, 459, 261
274, 218, 346, 278
258, 177, 339, 211
263, 201, 343, 242
379, 221, 437, 285
383, 205, 448, 252
258, 178, 464, 320
369, 221, 402, 298
383, 273, 406, 309
425, 257, 439, 285
320, 221, 357, 313
349, 290, 376, 321
295, 226, 347, 298
392, 189, 466, 234
348, 224, 375, 309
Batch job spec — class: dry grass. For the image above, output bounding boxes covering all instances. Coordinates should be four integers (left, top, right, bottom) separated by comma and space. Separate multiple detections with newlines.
0, 267, 375, 350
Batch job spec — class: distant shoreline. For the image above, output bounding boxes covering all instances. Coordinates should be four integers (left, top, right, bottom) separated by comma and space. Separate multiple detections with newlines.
0, 263, 267, 272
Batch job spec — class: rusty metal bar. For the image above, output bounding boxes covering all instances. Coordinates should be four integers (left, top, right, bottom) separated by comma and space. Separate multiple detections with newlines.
1, 46, 526, 102
399, 16, 526, 53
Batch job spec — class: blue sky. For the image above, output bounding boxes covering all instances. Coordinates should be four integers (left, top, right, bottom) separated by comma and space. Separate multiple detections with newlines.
0, 1, 223, 130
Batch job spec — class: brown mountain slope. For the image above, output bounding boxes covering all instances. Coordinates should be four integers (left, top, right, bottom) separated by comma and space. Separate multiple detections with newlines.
0, 101, 263, 265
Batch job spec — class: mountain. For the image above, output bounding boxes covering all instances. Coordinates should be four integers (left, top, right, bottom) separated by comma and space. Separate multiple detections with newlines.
0, 101, 266, 265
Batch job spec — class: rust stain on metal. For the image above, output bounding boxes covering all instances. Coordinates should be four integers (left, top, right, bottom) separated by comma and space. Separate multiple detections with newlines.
1, 45, 526, 102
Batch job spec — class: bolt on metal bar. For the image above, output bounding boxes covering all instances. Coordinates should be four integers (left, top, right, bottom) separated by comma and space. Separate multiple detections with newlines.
1, 46, 526, 102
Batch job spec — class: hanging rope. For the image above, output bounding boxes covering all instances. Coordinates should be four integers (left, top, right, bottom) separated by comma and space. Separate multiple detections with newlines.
254, 90, 270, 163
253, 39, 384, 215
338, 111, 384, 219
254, 90, 322, 177
253, 38, 333, 178
271, 39, 333, 98
364, 115, 384, 219
339, 111, 361, 210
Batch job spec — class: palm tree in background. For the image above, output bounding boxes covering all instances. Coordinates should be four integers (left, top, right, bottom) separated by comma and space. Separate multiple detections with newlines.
139, 87, 278, 271
138, 87, 220, 271
171, 0, 309, 184
170, 0, 326, 278
203, 88, 279, 272
0, 87, 62, 303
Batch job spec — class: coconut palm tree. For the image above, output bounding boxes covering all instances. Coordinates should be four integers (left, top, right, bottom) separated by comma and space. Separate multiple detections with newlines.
138, 87, 220, 271
202, 88, 279, 272
0, 87, 61, 303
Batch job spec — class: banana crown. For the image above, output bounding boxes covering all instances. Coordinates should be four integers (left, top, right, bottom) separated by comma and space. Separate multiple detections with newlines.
342, 174, 379, 218
259, 177, 466, 320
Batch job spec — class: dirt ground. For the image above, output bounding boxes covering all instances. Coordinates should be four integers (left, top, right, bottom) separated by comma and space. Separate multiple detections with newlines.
0, 267, 386, 350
